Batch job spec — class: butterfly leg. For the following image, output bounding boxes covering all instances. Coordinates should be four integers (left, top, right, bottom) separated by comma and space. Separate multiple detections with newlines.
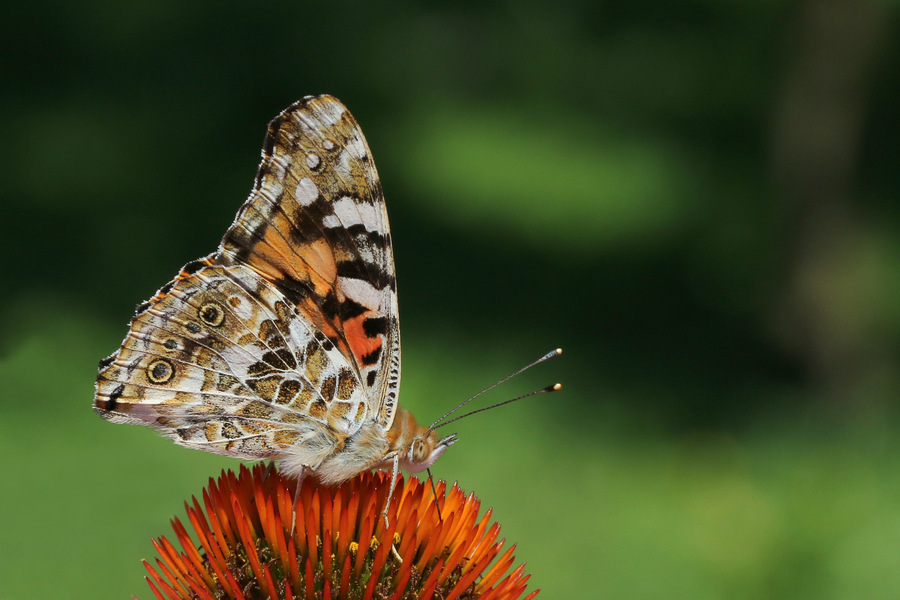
380, 453, 403, 562
381, 453, 400, 528
290, 466, 309, 537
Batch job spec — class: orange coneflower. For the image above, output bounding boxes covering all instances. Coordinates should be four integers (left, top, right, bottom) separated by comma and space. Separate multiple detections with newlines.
142, 464, 538, 600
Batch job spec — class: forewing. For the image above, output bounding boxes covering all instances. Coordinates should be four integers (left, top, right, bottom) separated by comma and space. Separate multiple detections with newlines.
94, 261, 371, 463
216, 95, 400, 429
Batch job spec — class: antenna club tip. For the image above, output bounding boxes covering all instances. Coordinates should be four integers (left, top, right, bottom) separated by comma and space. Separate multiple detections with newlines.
552, 383, 563, 391
539, 348, 563, 361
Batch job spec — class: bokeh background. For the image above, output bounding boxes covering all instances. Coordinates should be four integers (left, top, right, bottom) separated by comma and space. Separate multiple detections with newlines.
2, 1, 899, 598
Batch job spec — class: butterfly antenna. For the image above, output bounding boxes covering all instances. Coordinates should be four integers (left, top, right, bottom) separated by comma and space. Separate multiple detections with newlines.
433, 383, 562, 430
426, 468, 444, 523
428, 348, 563, 432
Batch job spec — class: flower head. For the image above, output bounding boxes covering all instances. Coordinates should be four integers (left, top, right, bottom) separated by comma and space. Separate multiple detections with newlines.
142, 464, 538, 600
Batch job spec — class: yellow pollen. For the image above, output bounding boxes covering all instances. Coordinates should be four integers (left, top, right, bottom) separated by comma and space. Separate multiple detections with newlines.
393, 532, 401, 545
349, 541, 359, 553
370, 536, 380, 550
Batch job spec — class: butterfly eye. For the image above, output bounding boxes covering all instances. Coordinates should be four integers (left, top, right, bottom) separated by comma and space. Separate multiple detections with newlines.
412, 439, 428, 463
147, 358, 175, 384
199, 303, 225, 327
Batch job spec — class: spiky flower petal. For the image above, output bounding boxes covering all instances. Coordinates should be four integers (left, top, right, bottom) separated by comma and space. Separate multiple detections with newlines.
142, 465, 538, 600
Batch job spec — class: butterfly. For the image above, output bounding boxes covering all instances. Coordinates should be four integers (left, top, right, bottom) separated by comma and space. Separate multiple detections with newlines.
94, 95, 457, 493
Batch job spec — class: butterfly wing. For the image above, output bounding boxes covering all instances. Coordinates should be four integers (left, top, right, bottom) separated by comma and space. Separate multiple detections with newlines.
95, 261, 371, 466
216, 95, 400, 429
94, 95, 401, 463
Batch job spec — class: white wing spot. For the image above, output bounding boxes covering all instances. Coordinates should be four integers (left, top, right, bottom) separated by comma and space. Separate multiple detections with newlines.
296, 178, 319, 206
340, 278, 383, 311
345, 136, 367, 160
306, 153, 321, 169
319, 104, 346, 126
333, 196, 379, 231
323, 139, 335, 150
228, 295, 253, 320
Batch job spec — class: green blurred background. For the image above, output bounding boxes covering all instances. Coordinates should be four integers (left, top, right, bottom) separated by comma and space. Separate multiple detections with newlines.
2, 1, 900, 598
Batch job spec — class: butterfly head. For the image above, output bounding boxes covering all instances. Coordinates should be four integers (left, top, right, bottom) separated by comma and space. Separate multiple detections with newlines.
401, 429, 458, 474
389, 406, 458, 474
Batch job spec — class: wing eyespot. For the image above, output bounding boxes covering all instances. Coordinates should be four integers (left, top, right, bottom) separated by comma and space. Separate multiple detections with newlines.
147, 358, 175, 384
199, 302, 226, 327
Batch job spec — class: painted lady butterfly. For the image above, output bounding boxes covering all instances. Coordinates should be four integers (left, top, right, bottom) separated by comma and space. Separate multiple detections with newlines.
94, 95, 457, 489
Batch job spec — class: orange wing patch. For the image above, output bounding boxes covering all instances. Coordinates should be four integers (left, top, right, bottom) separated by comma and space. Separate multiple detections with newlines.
245, 229, 337, 300
339, 310, 383, 369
